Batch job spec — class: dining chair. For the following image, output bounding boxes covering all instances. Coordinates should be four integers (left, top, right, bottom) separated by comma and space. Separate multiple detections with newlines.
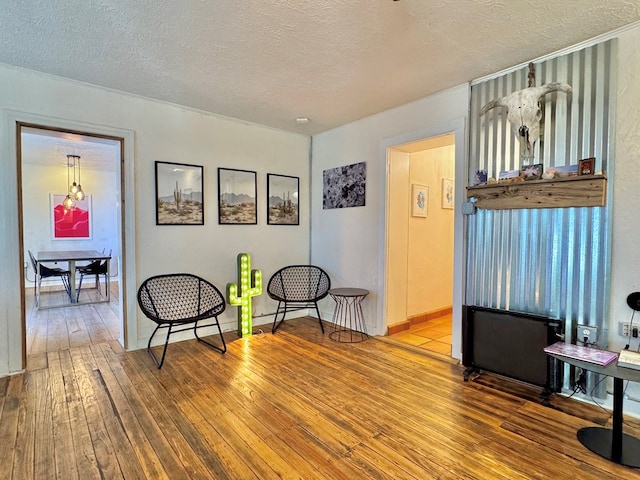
76, 249, 111, 301
28, 250, 72, 305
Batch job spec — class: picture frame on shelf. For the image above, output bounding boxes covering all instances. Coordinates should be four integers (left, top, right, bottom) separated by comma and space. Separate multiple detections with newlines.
521, 163, 543, 181
218, 168, 257, 225
442, 178, 454, 209
411, 183, 428, 217
267, 174, 299, 225
155, 161, 204, 225
50, 193, 92, 239
579, 157, 595, 176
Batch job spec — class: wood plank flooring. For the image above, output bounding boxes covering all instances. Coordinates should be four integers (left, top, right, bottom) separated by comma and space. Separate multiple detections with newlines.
5, 300, 640, 478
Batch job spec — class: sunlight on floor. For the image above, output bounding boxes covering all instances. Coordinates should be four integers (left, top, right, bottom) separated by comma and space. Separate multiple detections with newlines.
387, 315, 452, 356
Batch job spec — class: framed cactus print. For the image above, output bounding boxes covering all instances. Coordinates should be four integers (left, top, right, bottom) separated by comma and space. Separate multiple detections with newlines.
217, 168, 257, 225
155, 161, 204, 225
267, 173, 299, 225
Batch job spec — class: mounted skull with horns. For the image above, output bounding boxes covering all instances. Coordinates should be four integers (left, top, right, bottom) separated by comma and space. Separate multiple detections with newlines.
480, 82, 572, 161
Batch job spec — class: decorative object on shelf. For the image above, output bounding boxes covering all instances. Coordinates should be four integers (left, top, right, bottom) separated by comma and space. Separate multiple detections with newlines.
498, 169, 522, 182
267, 173, 299, 225
442, 178, 454, 209
218, 168, 257, 224
579, 157, 595, 176
155, 161, 204, 225
322, 161, 366, 209
473, 170, 488, 186
480, 81, 572, 162
521, 163, 543, 181
51, 193, 92, 239
226, 253, 262, 337
411, 183, 428, 217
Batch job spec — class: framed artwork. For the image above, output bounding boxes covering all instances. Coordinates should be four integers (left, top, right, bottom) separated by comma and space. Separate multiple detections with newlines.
50, 194, 92, 239
155, 161, 204, 225
442, 178, 454, 209
521, 163, 543, 181
322, 161, 366, 209
579, 157, 595, 176
267, 174, 299, 225
411, 184, 428, 217
218, 168, 257, 224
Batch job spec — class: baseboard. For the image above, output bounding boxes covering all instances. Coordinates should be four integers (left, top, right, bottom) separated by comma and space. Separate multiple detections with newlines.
387, 306, 452, 335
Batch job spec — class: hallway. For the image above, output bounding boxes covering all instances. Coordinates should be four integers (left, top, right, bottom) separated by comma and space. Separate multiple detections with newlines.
387, 315, 452, 357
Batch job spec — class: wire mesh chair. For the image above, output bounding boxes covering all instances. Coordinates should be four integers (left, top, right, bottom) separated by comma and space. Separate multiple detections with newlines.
267, 265, 331, 334
28, 250, 71, 305
137, 273, 227, 368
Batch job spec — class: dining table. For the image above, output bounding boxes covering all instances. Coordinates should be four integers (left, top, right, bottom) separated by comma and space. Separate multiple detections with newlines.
36, 249, 111, 308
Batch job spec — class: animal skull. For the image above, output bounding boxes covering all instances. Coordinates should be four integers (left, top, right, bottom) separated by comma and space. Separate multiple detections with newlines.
480, 82, 572, 161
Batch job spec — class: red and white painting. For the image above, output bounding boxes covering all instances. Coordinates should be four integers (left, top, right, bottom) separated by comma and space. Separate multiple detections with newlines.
50, 194, 92, 239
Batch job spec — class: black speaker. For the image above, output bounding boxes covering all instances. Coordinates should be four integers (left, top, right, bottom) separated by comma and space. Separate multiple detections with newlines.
627, 292, 640, 311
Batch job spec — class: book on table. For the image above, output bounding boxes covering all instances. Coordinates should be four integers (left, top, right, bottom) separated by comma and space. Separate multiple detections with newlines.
617, 349, 640, 370
544, 342, 618, 366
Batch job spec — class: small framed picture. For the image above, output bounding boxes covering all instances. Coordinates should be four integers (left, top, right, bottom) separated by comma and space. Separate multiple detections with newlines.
155, 161, 204, 225
267, 173, 299, 225
442, 178, 454, 209
218, 168, 257, 225
411, 184, 428, 217
473, 170, 488, 186
521, 163, 543, 181
579, 157, 595, 176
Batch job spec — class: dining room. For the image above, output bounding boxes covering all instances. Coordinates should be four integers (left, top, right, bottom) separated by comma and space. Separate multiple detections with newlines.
19, 125, 124, 367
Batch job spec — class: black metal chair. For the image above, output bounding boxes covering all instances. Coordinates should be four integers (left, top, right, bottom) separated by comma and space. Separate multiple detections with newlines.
76, 250, 111, 301
28, 250, 71, 305
267, 265, 331, 334
137, 273, 227, 368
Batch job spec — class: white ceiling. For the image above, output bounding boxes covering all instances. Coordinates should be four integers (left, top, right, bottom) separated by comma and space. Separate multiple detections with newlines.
3, 0, 640, 137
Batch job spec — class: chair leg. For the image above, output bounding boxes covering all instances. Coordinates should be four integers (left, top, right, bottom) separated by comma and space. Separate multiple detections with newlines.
271, 302, 287, 333
313, 302, 325, 334
147, 323, 171, 369
194, 318, 227, 354
76, 273, 84, 302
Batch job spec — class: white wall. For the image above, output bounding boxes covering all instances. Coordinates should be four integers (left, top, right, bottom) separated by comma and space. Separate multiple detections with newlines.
0, 64, 311, 375
407, 146, 455, 317
610, 26, 640, 404
310, 84, 469, 359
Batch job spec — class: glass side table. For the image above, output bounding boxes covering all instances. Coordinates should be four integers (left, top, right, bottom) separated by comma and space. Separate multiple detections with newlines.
328, 288, 370, 343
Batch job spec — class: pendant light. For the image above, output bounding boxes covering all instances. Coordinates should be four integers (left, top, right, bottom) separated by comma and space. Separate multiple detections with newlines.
74, 155, 85, 201
63, 154, 75, 210
66, 154, 85, 202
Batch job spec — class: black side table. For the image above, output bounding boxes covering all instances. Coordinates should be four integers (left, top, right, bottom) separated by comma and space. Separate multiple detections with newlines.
328, 288, 369, 343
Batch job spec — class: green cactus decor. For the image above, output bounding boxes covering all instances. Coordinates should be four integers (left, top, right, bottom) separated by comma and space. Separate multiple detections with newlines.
226, 253, 262, 337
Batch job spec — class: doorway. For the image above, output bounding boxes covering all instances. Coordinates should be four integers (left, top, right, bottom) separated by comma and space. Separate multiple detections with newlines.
384, 134, 455, 357
17, 123, 125, 367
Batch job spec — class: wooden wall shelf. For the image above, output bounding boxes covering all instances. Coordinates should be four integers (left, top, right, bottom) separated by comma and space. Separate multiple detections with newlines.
466, 175, 607, 210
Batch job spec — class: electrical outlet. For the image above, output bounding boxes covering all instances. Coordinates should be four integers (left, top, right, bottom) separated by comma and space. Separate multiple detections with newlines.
619, 322, 633, 337
577, 324, 598, 344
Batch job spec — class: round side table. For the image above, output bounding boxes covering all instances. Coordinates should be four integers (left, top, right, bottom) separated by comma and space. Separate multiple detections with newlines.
328, 288, 370, 343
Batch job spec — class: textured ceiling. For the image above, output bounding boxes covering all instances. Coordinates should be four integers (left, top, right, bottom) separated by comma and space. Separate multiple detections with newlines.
2, 0, 640, 136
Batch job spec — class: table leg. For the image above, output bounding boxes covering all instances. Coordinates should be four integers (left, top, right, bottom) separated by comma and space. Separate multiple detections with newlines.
577, 376, 640, 467
69, 260, 77, 303
105, 258, 111, 302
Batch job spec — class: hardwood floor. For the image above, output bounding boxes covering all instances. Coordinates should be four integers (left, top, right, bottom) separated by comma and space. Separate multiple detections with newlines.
3, 304, 640, 478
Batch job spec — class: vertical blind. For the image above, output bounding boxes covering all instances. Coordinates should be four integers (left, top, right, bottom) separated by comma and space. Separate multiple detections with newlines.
467, 39, 616, 349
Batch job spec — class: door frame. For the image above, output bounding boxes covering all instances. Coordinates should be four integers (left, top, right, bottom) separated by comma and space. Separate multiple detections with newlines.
6, 110, 137, 370
379, 118, 467, 360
